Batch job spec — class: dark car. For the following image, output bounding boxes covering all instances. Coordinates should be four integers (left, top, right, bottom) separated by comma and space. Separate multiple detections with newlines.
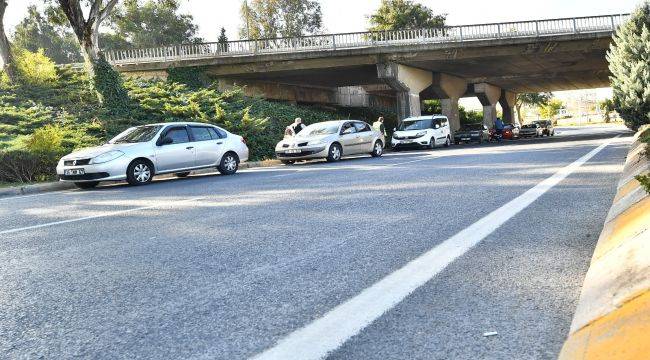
454, 124, 489, 144
534, 120, 555, 136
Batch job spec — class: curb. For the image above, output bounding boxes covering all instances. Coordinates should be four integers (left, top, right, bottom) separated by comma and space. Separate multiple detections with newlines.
559, 125, 650, 360
0, 159, 282, 198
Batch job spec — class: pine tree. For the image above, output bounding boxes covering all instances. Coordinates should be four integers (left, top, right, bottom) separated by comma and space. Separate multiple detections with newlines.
607, 2, 650, 129
218, 27, 229, 51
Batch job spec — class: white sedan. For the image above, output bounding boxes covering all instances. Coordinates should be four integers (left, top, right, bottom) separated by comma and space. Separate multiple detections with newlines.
57, 122, 249, 188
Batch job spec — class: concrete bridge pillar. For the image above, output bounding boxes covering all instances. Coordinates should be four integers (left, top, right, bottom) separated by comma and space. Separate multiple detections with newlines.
499, 90, 517, 125
377, 63, 432, 121
431, 73, 468, 133
474, 83, 501, 128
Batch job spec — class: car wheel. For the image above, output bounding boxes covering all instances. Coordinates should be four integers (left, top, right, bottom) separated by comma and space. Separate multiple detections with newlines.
326, 143, 342, 162
444, 136, 451, 147
74, 181, 99, 189
428, 137, 436, 150
281, 160, 295, 165
218, 152, 239, 175
126, 159, 153, 186
371, 140, 383, 157
175, 172, 191, 178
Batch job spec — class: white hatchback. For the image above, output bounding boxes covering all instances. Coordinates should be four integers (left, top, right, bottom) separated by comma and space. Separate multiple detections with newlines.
57, 122, 249, 188
391, 115, 451, 150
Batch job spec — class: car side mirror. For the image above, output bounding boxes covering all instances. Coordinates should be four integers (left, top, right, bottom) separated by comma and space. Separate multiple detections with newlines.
157, 136, 173, 146
393, 127, 397, 131
434, 124, 440, 129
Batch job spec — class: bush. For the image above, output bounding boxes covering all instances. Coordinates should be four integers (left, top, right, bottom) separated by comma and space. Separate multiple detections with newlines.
93, 55, 131, 114
14, 48, 58, 86
0, 150, 60, 183
25, 124, 65, 154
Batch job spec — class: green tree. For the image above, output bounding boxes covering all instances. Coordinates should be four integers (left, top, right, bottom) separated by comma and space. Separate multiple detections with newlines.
239, 0, 322, 39
539, 98, 563, 120
105, 0, 201, 49
515, 92, 552, 123
217, 27, 229, 51
598, 98, 615, 123
607, 2, 650, 129
369, 0, 446, 31
12, 5, 82, 64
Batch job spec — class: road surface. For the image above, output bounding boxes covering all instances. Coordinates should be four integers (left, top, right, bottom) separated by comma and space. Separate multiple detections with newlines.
0, 125, 631, 359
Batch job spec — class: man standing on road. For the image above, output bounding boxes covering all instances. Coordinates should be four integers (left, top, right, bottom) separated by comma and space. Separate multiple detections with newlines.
373, 116, 387, 137
291, 118, 306, 135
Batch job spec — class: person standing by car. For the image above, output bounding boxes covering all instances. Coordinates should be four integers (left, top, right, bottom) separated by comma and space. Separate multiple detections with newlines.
372, 116, 387, 137
291, 118, 306, 135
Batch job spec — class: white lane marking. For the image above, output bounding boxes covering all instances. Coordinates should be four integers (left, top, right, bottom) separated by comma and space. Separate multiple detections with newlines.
251, 135, 619, 360
0, 196, 205, 236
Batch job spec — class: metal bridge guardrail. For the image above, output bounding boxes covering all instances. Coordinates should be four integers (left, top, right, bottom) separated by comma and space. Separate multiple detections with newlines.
104, 14, 629, 66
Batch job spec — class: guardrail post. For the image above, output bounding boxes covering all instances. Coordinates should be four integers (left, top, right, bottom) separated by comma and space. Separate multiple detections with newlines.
497, 24, 501, 38
572, 18, 578, 33
459, 27, 463, 41
332, 35, 336, 50
535, 21, 540, 36
610, 15, 616, 30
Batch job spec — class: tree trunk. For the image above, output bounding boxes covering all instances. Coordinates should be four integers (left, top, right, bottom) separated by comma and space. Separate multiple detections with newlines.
515, 103, 523, 124
0, 0, 16, 82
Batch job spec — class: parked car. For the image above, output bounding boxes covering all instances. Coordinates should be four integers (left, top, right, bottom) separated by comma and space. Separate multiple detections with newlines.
502, 123, 520, 140
454, 124, 489, 144
392, 115, 451, 150
274, 120, 385, 164
534, 120, 555, 136
57, 122, 249, 189
520, 123, 544, 138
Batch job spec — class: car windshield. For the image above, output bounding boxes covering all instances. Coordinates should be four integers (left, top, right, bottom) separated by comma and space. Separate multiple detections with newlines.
522, 124, 536, 128
297, 122, 340, 137
460, 124, 483, 131
111, 125, 162, 143
398, 119, 432, 131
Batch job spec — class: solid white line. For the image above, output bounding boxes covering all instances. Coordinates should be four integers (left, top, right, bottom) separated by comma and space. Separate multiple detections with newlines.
0, 196, 205, 236
251, 135, 618, 360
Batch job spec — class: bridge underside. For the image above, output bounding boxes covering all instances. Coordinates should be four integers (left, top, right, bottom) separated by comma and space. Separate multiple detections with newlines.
117, 33, 614, 128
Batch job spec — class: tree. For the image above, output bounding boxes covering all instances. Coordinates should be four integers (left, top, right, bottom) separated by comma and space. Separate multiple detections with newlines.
369, 0, 446, 31
0, 0, 15, 82
239, 0, 322, 39
598, 98, 615, 123
607, 2, 650, 129
539, 98, 563, 120
105, 0, 200, 50
12, 5, 82, 64
515, 92, 552, 123
55, 0, 119, 77
218, 27, 228, 51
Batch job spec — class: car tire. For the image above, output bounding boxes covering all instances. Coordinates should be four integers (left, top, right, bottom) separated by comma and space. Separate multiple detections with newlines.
126, 159, 153, 186
175, 172, 191, 178
74, 181, 99, 189
281, 160, 295, 165
371, 140, 383, 157
428, 137, 436, 150
217, 152, 239, 175
444, 136, 451, 147
326, 143, 342, 162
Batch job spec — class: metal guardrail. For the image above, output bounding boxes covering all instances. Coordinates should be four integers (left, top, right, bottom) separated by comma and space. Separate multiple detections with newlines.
104, 14, 629, 65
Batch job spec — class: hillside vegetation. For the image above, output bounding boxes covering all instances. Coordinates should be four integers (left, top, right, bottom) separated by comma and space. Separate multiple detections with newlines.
0, 50, 391, 183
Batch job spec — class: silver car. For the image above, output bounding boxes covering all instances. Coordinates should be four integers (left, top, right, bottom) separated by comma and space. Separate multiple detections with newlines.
275, 120, 385, 164
57, 122, 249, 188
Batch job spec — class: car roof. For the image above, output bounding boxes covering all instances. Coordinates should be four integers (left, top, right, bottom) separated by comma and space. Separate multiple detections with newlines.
142, 122, 221, 127
306, 120, 363, 126
402, 115, 447, 121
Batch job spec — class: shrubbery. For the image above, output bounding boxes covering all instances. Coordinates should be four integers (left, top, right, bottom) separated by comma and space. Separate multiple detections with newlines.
14, 48, 58, 86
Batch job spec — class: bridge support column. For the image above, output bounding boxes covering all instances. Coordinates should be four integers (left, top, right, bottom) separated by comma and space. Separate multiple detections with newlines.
431, 73, 468, 133
474, 83, 501, 128
377, 63, 432, 121
499, 90, 517, 125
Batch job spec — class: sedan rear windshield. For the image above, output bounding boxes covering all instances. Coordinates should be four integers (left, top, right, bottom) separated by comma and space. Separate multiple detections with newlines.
111, 126, 163, 143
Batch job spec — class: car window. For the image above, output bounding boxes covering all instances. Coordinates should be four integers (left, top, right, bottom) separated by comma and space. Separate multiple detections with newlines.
353, 122, 371, 132
191, 127, 212, 141
341, 122, 357, 134
436, 118, 448, 127
165, 127, 190, 144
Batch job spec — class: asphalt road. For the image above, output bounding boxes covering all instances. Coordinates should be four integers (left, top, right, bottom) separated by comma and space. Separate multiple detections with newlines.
0, 125, 632, 359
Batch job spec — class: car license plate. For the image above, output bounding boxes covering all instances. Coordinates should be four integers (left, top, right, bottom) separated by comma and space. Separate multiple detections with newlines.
402, 140, 413, 144
461, 137, 470, 141
64, 168, 85, 176
286, 149, 301, 154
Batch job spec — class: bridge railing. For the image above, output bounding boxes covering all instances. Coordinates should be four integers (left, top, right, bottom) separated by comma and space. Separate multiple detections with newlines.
104, 14, 629, 65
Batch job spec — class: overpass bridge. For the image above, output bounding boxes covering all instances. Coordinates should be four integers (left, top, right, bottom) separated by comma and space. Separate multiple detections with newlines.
105, 14, 629, 130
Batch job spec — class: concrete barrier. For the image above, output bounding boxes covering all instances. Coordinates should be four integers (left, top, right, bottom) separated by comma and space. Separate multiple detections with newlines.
559, 125, 650, 359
